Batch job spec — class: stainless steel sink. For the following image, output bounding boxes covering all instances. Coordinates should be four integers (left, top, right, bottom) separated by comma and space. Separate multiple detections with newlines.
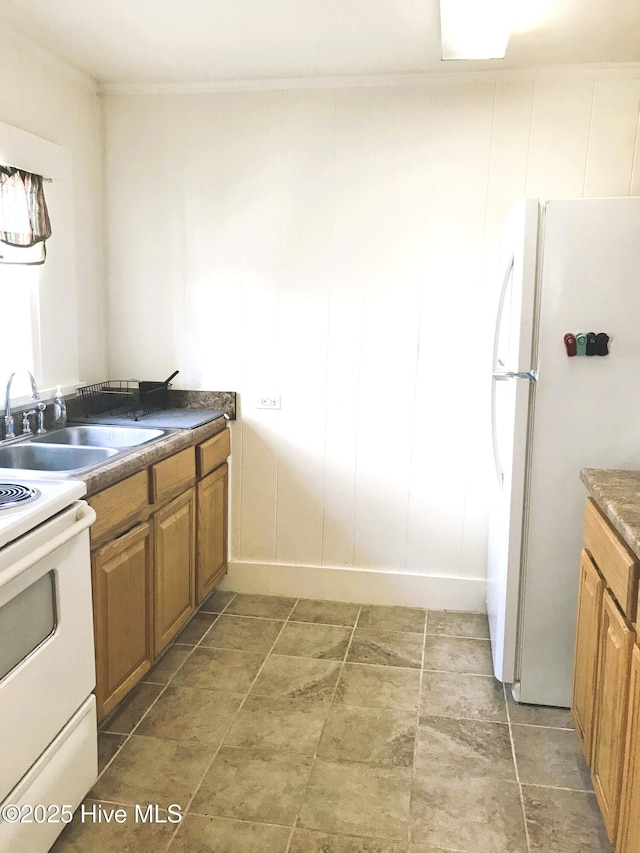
32, 425, 168, 449
0, 444, 118, 472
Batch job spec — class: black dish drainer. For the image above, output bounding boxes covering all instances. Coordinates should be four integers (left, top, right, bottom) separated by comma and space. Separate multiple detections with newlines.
78, 379, 171, 420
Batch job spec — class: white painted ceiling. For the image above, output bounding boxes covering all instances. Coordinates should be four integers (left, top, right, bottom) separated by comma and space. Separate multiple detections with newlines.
1, 0, 639, 87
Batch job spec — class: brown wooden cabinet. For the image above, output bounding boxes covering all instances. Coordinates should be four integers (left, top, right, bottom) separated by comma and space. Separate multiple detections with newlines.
87, 425, 230, 722
572, 497, 639, 844
591, 589, 634, 839
154, 487, 196, 654
91, 522, 153, 719
572, 548, 604, 763
196, 462, 228, 604
618, 645, 640, 853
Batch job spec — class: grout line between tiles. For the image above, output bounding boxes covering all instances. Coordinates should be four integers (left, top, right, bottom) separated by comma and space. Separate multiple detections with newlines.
406, 606, 429, 848
505, 682, 533, 853
163, 595, 303, 849
282, 603, 363, 853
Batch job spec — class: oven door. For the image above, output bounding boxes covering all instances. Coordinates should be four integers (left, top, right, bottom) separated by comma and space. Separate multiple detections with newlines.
0, 501, 96, 801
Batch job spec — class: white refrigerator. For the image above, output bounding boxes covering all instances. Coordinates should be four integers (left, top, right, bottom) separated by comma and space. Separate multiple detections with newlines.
488, 196, 640, 708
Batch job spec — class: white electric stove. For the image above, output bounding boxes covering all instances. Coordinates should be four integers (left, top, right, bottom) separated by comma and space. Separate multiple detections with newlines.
0, 478, 87, 550
0, 475, 97, 852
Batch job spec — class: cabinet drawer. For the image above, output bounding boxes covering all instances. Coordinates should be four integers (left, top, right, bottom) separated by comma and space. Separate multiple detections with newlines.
585, 498, 640, 621
150, 447, 196, 504
88, 470, 150, 546
197, 428, 230, 478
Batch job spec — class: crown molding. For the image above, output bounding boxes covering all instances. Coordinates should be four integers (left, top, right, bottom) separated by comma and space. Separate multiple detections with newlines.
99, 62, 640, 96
0, 19, 97, 92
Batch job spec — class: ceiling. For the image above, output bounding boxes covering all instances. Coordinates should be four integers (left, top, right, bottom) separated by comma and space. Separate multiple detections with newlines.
1, 0, 640, 88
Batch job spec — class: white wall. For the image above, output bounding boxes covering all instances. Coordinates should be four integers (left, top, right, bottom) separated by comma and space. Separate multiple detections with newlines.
102, 71, 640, 609
0, 29, 106, 386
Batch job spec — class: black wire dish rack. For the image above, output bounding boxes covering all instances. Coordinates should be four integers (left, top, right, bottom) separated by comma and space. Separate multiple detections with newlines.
78, 379, 173, 421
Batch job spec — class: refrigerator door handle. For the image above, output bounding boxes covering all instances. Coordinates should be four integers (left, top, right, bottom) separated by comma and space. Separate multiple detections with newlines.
491, 375, 504, 485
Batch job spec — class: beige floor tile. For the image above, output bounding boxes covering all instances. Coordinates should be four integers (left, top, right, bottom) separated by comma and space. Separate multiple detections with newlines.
142, 645, 193, 685
318, 704, 416, 767
272, 621, 352, 660
415, 716, 515, 781
506, 691, 574, 728
168, 813, 291, 852
82, 594, 610, 853
299, 758, 412, 840
511, 724, 593, 789
423, 635, 493, 675
50, 801, 177, 852
358, 605, 426, 634
250, 654, 341, 701
420, 671, 507, 722
291, 599, 361, 626
347, 629, 423, 669
171, 646, 264, 692
99, 682, 163, 735
91, 734, 212, 808
135, 685, 244, 744
426, 610, 489, 639
522, 786, 614, 852
225, 593, 296, 619
174, 612, 219, 645
97, 733, 127, 773
191, 746, 312, 824
335, 663, 420, 712
224, 694, 330, 754
198, 589, 236, 614
200, 614, 283, 653
410, 775, 527, 852
289, 828, 409, 852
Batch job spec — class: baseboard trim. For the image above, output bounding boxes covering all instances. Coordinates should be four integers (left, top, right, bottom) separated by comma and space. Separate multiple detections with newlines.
219, 560, 486, 613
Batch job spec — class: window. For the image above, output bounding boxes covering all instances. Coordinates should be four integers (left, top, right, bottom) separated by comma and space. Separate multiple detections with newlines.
0, 264, 41, 398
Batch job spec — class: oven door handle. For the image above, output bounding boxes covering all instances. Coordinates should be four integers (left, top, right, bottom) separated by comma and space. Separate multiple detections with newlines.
1, 503, 96, 587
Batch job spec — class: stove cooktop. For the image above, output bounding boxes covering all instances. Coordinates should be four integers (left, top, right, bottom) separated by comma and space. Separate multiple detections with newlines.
0, 478, 86, 549
0, 483, 40, 510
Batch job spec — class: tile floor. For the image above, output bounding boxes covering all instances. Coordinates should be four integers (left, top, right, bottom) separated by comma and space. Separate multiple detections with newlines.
51, 591, 613, 852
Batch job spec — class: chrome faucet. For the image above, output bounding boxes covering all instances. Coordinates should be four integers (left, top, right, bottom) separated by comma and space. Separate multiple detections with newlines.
4, 371, 46, 439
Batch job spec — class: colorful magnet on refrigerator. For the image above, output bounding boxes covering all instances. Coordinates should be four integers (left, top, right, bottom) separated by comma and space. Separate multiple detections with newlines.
595, 332, 609, 356
564, 333, 577, 356
586, 332, 596, 356
575, 332, 587, 356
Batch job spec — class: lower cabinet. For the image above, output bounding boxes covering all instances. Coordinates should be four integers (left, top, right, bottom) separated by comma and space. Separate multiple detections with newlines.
196, 462, 228, 604
572, 549, 604, 762
89, 427, 231, 723
591, 589, 634, 840
154, 488, 196, 655
91, 522, 153, 720
618, 645, 640, 853
572, 497, 640, 846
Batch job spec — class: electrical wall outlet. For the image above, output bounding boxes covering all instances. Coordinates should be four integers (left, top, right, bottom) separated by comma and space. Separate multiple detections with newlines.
257, 394, 281, 409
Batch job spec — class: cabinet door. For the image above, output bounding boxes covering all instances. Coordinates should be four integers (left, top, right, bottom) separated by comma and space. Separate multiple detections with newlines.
617, 644, 640, 853
92, 522, 153, 721
572, 549, 604, 763
196, 462, 228, 604
592, 589, 635, 842
154, 488, 196, 654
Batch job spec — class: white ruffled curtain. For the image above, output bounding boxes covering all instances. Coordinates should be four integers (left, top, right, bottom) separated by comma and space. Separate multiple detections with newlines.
0, 167, 52, 264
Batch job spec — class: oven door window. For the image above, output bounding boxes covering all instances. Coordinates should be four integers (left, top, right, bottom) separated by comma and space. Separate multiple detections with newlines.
0, 571, 57, 682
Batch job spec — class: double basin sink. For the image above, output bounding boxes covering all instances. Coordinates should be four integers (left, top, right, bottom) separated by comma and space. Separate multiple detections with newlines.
0, 425, 172, 475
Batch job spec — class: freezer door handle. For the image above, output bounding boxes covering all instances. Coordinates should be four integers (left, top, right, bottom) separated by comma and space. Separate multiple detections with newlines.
493, 370, 538, 382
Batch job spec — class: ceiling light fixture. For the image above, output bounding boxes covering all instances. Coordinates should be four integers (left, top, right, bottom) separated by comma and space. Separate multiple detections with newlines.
439, 0, 510, 60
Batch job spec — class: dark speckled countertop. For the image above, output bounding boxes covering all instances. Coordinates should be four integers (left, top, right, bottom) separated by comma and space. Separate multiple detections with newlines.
581, 468, 640, 559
